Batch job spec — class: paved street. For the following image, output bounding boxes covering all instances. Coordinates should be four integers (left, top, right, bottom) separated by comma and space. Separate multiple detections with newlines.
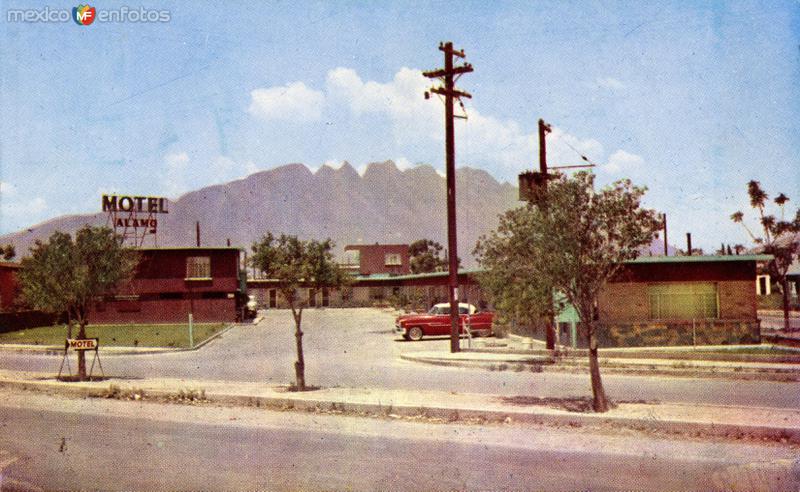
0, 390, 796, 491
0, 308, 799, 409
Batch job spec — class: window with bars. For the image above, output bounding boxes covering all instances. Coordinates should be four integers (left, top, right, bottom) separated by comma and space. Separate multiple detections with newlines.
186, 256, 211, 279
648, 282, 718, 320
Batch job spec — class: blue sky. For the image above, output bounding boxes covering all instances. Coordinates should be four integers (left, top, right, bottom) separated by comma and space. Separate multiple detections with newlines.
1, 0, 798, 251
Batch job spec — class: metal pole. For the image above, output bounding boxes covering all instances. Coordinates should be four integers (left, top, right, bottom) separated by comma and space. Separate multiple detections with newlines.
189, 313, 194, 348
663, 213, 668, 256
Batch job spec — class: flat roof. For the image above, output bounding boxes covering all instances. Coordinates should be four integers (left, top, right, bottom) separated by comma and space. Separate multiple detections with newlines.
247, 255, 773, 283
138, 247, 241, 251
626, 254, 773, 264
344, 244, 408, 249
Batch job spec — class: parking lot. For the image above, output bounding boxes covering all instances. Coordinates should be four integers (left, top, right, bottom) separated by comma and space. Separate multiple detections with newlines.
1, 308, 799, 409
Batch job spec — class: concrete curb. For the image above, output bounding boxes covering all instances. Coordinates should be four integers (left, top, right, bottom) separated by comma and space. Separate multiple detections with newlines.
1, 376, 798, 445
0, 323, 239, 356
400, 353, 800, 382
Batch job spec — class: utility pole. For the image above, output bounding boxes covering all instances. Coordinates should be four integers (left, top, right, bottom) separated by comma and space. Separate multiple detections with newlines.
663, 213, 668, 256
537, 119, 557, 351
519, 118, 595, 351
424, 42, 473, 353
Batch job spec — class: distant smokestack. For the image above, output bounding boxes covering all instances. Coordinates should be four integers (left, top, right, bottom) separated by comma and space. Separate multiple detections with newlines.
686, 233, 692, 256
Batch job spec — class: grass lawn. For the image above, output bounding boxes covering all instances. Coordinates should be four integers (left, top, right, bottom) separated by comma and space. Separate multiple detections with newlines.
0, 323, 227, 348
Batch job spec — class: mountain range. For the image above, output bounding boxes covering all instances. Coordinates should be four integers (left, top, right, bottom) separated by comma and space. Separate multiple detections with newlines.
0, 161, 675, 265
0, 161, 516, 265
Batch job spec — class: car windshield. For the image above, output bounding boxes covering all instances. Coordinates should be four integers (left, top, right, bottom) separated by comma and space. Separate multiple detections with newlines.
429, 305, 471, 315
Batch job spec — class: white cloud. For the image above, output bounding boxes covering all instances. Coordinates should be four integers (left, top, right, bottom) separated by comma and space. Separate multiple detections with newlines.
249, 82, 324, 122
394, 157, 414, 171
242, 67, 642, 184
0, 181, 16, 197
602, 149, 645, 174
326, 67, 442, 143
323, 159, 346, 170
596, 77, 626, 90
325, 67, 611, 179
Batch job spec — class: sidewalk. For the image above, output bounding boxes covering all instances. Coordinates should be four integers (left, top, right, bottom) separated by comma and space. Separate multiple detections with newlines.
400, 349, 800, 381
0, 369, 798, 445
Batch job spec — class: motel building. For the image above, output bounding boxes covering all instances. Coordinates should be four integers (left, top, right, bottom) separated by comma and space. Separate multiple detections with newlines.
89, 247, 243, 324
248, 247, 772, 348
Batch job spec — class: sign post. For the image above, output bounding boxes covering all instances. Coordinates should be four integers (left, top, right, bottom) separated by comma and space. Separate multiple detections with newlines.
58, 338, 104, 380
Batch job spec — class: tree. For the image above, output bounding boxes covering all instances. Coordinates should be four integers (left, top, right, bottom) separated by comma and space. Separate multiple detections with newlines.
408, 239, 460, 274
250, 233, 349, 391
475, 172, 661, 412
2, 244, 15, 261
18, 226, 137, 381
731, 181, 800, 331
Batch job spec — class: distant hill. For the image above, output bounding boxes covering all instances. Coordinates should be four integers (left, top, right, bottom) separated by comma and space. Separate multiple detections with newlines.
0, 160, 679, 265
0, 161, 519, 265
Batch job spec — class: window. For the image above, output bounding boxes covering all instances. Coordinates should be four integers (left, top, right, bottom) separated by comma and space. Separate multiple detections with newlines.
649, 283, 718, 320
384, 253, 402, 266
186, 256, 211, 279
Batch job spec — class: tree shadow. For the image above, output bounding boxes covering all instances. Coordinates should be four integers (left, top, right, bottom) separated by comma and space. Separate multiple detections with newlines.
498, 396, 653, 413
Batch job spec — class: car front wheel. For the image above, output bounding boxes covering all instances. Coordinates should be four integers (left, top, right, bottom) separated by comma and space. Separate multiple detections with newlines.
407, 326, 423, 341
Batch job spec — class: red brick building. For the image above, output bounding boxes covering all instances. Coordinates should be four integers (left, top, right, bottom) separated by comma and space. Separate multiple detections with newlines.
0, 262, 21, 311
342, 243, 410, 276
91, 247, 241, 323
594, 255, 768, 346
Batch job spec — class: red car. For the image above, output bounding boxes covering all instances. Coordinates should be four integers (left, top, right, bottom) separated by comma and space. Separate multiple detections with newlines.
395, 303, 494, 341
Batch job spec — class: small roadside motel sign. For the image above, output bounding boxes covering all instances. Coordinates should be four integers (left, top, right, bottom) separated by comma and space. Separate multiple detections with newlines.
58, 338, 104, 380
67, 338, 98, 351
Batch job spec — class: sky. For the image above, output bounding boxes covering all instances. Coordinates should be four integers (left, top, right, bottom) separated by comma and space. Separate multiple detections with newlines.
1, 0, 798, 251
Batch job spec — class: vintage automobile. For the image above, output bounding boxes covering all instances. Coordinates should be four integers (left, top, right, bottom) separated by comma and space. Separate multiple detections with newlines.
395, 302, 494, 341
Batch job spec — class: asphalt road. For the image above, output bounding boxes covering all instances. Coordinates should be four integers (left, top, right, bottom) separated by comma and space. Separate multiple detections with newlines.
1, 308, 799, 409
1, 390, 794, 491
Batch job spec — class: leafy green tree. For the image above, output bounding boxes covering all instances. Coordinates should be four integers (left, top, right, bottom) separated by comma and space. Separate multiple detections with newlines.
475, 172, 661, 412
2, 244, 15, 261
250, 233, 350, 391
18, 226, 137, 381
731, 181, 800, 330
408, 239, 460, 274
